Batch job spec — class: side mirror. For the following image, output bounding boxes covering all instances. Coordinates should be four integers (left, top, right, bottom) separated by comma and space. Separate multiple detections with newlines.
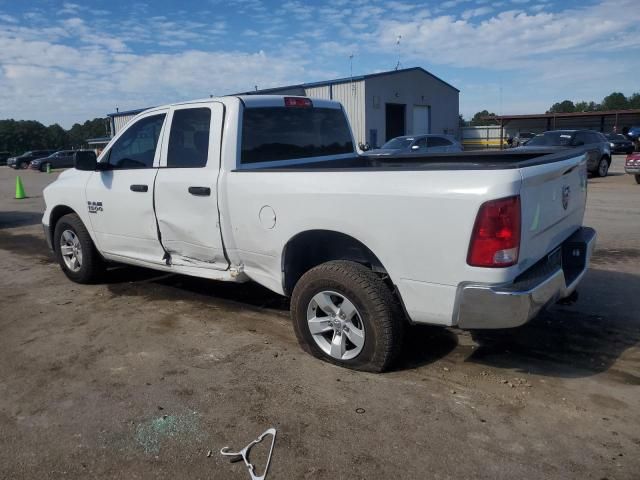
74, 151, 97, 171
411, 145, 420, 150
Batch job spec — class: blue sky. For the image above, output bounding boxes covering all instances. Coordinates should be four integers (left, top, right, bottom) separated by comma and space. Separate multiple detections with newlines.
0, 0, 638, 127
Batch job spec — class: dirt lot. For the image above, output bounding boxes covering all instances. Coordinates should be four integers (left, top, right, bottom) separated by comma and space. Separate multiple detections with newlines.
0, 158, 638, 480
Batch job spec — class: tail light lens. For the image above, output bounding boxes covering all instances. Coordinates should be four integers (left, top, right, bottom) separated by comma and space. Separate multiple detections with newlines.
284, 97, 313, 108
467, 195, 521, 267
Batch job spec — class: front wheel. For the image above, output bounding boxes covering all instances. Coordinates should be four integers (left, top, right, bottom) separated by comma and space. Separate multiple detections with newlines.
18, 161, 28, 169
40, 162, 51, 172
596, 157, 609, 177
291, 260, 404, 372
53, 213, 104, 283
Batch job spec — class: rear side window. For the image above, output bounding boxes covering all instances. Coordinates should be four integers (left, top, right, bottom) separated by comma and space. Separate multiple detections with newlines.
428, 136, 452, 147
241, 107, 353, 164
107, 114, 165, 169
167, 108, 211, 168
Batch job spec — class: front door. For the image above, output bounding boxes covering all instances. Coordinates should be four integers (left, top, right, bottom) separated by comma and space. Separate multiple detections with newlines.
154, 103, 229, 270
85, 111, 168, 264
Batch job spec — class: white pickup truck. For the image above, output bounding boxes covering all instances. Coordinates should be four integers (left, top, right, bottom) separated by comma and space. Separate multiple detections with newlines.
43, 95, 596, 372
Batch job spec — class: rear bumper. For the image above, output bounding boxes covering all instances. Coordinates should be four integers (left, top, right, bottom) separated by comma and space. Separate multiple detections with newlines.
455, 227, 596, 329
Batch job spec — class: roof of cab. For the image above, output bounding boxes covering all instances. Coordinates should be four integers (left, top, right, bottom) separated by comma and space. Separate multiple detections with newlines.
107, 95, 341, 117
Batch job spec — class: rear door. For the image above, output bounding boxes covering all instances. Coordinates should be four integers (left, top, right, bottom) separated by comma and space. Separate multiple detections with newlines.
518, 152, 588, 271
154, 102, 228, 270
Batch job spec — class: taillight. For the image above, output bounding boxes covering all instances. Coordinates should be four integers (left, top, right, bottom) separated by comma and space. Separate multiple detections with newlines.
467, 195, 521, 268
284, 97, 313, 108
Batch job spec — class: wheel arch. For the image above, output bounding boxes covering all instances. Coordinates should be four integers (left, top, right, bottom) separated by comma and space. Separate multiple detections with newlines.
281, 229, 391, 296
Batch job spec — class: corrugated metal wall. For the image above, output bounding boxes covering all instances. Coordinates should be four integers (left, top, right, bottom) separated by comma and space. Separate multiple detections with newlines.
304, 85, 331, 99
112, 114, 138, 135
326, 81, 365, 145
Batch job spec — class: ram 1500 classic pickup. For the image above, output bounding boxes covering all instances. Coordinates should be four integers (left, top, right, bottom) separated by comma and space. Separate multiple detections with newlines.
42, 95, 596, 372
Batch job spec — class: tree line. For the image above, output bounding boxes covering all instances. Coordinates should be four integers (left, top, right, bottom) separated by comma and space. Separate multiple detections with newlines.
462, 91, 640, 126
0, 118, 110, 155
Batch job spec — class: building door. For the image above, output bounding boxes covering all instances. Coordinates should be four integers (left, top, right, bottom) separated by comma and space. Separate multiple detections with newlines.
385, 103, 406, 141
413, 105, 430, 135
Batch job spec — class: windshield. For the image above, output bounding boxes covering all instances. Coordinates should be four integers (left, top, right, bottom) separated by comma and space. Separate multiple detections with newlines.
605, 134, 626, 141
525, 132, 573, 147
381, 138, 414, 149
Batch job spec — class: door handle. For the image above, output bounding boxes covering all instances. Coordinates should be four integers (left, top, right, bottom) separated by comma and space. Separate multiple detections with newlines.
130, 184, 148, 192
188, 186, 211, 196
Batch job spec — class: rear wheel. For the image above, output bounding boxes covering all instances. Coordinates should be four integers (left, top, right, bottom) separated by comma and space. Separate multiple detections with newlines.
53, 213, 104, 283
635, 174, 640, 184
291, 260, 404, 372
596, 157, 609, 177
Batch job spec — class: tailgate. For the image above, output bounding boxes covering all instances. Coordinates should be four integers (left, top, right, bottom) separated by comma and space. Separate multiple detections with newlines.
517, 152, 588, 272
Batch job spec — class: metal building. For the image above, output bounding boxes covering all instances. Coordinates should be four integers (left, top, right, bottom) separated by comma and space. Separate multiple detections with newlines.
107, 67, 460, 149
238, 67, 460, 148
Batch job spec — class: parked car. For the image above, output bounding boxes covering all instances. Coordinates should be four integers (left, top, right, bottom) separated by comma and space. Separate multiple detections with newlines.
30, 150, 84, 172
43, 95, 595, 372
7, 150, 56, 169
364, 134, 462, 156
0, 151, 11, 166
512, 132, 536, 147
514, 130, 611, 177
626, 126, 640, 142
605, 133, 634, 154
625, 152, 640, 184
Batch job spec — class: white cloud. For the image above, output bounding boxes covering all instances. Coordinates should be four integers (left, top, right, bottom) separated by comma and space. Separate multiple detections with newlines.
0, 13, 18, 23
461, 6, 493, 19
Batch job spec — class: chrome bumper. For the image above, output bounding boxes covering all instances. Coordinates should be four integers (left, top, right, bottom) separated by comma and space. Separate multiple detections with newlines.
456, 227, 596, 329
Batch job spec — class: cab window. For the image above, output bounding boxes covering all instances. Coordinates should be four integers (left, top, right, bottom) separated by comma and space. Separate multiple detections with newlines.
106, 114, 166, 169
167, 108, 211, 168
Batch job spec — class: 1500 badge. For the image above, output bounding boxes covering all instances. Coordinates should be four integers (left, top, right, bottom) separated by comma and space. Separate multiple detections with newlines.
87, 201, 103, 213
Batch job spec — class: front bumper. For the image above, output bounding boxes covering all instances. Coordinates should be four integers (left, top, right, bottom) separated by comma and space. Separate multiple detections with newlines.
43, 223, 53, 251
625, 166, 640, 174
455, 227, 596, 329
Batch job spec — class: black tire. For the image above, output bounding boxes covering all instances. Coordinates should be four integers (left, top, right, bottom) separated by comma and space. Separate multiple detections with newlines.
291, 260, 404, 372
635, 174, 640, 185
18, 161, 28, 169
53, 213, 104, 284
596, 157, 609, 177
40, 162, 51, 172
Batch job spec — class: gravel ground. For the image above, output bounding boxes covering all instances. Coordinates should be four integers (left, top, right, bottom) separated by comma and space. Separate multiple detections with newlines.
0, 157, 638, 480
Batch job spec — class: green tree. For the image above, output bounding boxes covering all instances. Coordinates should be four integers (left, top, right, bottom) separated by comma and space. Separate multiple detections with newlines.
627, 92, 640, 109
470, 110, 496, 126
67, 118, 110, 147
574, 101, 600, 112
548, 100, 576, 113
458, 114, 466, 127
46, 124, 69, 149
601, 92, 628, 111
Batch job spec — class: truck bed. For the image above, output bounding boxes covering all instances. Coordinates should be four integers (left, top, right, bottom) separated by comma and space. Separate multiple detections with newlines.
235, 149, 587, 172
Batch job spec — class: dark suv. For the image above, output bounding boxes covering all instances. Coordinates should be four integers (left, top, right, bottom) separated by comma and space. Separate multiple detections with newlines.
29, 150, 80, 172
514, 130, 612, 177
7, 150, 56, 169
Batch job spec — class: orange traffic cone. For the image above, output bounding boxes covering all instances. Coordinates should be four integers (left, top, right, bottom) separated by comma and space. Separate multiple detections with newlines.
15, 176, 26, 199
